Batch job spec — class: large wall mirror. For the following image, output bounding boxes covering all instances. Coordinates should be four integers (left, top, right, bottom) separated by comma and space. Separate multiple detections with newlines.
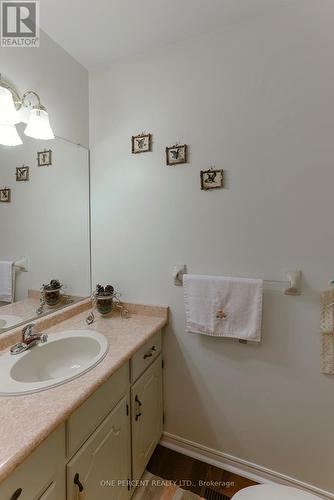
0, 124, 91, 333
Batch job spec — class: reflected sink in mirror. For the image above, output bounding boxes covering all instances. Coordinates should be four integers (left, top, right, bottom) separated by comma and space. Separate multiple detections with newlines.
0, 331, 108, 395
0, 315, 23, 332
0, 292, 86, 335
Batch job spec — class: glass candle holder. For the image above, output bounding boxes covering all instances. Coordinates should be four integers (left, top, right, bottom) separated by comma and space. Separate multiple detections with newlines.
95, 294, 113, 315
44, 288, 62, 306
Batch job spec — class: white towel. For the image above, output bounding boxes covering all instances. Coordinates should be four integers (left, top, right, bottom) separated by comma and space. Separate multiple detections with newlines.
184, 274, 263, 342
320, 290, 334, 375
0, 261, 15, 303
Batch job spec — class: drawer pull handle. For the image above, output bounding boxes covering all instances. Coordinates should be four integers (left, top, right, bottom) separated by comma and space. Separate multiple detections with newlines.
143, 346, 156, 359
10, 489, 22, 500
135, 395, 142, 420
74, 473, 84, 492
135, 395, 142, 406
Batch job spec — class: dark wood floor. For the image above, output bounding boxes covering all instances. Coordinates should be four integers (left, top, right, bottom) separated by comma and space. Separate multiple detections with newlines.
147, 445, 257, 499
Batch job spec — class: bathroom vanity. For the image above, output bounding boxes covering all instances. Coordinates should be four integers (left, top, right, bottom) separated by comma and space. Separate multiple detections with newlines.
0, 301, 167, 500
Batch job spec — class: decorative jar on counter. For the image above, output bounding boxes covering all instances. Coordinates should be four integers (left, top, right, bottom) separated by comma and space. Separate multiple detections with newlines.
94, 284, 115, 315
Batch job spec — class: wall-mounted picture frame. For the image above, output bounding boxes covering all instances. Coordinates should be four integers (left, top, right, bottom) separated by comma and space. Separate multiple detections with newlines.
200, 169, 224, 190
37, 149, 52, 167
16, 165, 30, 182
132, 133, 152, 154
0, 188, 11, 203
166, 144, 187, 166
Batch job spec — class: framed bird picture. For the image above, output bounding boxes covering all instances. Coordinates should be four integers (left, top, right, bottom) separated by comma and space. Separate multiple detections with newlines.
37, 149, 52, 167
0, 187, 11, 203
200, 169, 224, 190
132, 133, 152, 154
16, 165, 29, 182
166, 144, 187, 166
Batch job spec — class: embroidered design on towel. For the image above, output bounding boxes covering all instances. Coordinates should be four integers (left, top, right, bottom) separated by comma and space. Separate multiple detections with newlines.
216, 309, 227, 320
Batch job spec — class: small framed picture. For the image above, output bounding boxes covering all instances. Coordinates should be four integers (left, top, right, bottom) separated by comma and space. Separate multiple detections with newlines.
132, 133, 151, 154
166, 144, 187, 166
200, 169, 224, 190
0, 188, 11, 203
16, 166, 29, 182
37, 149, 52, 167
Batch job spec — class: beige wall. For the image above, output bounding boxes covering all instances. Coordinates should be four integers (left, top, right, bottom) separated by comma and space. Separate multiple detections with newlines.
90, 3, 334, 495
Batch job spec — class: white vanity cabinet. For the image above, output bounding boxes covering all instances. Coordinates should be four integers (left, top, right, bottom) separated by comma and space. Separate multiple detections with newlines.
67, 396, 131, 500
0, 330, 163, 500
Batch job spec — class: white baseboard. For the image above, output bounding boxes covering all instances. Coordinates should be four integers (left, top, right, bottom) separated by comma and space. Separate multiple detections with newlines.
160, 432, 333, 500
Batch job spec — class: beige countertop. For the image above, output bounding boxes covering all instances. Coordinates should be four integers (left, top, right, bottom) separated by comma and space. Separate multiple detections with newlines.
0, 300, 168, 484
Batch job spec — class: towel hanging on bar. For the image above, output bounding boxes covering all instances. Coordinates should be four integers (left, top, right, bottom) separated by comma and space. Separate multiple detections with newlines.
0, 261, 15, 303
320, 290, 334, 375
184, 274, 263, 342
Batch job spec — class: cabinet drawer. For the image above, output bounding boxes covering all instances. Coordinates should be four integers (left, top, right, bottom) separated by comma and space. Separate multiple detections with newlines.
131, 330, 161, 383
66, 363, 129, 457
0, 425, 65, 500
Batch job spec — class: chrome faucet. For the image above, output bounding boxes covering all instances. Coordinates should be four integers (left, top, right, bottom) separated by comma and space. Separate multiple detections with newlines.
10, 324, 48, 355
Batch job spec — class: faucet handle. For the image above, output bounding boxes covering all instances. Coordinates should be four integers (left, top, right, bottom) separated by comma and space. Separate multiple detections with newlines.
40, 333, 48, 343
22, 323, 35, 339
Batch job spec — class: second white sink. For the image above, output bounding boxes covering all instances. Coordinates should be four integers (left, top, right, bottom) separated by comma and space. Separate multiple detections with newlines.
0, 330, 108, 396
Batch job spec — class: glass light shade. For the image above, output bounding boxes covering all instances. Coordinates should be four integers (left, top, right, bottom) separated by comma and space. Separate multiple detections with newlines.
0, 86, 19, 125
0, 124, 23, 146
16, 106, 30, 124
24, 106, 55, 140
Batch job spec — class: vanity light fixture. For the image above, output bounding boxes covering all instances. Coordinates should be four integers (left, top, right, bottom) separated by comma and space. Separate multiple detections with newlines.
0, 75, 55, 146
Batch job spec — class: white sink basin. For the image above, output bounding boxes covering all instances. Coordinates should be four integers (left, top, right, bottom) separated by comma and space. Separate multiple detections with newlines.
0, 315, 23, 332
0, 330, 108, 395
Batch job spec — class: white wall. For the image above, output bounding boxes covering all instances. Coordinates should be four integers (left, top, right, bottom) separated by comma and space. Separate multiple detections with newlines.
0, 30, 89, 147
90, 3, 334, 494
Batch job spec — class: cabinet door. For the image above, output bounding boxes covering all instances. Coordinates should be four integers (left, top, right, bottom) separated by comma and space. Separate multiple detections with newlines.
67, 396, 131, 500
131, 354, 163, 481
